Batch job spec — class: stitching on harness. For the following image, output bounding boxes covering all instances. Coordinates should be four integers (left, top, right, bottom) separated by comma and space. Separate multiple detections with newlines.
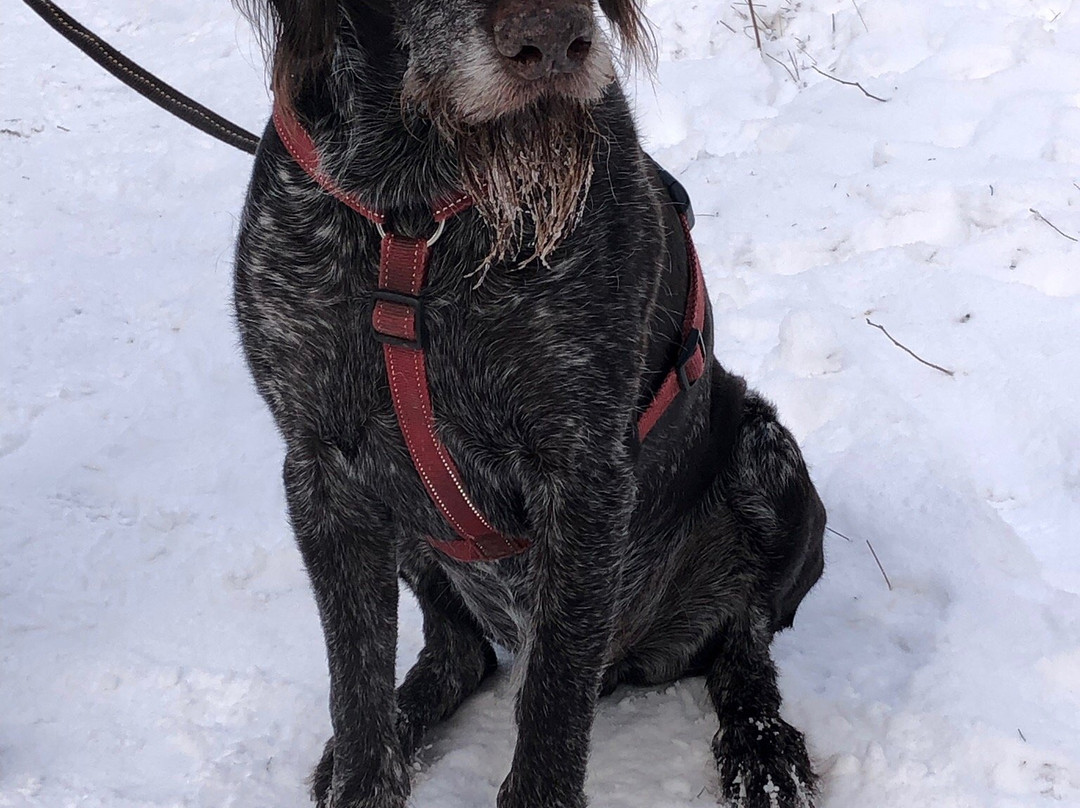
387, 346, 474, 540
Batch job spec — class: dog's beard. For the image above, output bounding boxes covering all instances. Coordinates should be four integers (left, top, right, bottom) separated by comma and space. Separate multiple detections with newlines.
428, 97, 597, 273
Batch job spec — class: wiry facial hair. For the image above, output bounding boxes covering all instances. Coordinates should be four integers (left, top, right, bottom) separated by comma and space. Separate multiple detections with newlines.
404, 92, 597, 274
452, 99, 597, 270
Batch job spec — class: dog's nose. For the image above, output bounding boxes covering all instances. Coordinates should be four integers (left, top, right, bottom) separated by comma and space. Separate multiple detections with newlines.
492, 1, 595, 80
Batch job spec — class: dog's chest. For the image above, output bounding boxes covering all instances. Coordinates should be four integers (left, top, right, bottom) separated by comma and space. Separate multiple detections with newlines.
237, 203, 636, 539
440, 557, 535, 651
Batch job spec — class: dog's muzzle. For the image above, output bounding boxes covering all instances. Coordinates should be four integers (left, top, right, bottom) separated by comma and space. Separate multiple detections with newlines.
492, 0, 596, 81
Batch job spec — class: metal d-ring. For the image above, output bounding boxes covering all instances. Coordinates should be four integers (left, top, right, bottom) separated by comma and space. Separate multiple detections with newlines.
375, 218, 446, 246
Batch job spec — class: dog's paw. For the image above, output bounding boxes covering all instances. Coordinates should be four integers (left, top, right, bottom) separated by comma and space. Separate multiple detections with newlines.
712, 714, 816, 808
308, 735, 410, 808
497, 770, 587, 808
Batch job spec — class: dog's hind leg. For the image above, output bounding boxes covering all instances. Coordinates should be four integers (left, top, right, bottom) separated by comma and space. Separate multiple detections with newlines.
706, 614, 816, 808
394, 554, 499, 758
722, 391, 826, 634
703, 389, 824, 807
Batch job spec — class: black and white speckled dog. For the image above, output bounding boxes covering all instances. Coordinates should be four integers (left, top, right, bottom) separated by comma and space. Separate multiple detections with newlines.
234, 1, 826, 807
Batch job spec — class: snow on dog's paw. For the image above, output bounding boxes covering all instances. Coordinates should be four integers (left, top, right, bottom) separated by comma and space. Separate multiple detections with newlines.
712, 715, 817, 808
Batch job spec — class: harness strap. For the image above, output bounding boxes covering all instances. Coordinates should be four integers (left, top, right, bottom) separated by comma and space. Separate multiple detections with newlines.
636, 211, 707, 441
274, 105, 527, 562
273, 107, 385, 223
274, 104, 706, 562
374, 233, 533, 562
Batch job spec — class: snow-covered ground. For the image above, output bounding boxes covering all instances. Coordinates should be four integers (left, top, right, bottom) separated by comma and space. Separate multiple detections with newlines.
3, 0, 1079, 805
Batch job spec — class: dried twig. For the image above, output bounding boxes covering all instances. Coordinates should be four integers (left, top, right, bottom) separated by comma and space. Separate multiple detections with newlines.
747, 0, 763, 50
826, 525, 854, 542
720, 18, 737, 34
810, 65, 889, 102
1030, 208, 1078, 242
866, 540, 892, 591
866, 318, 955, 376
851, 0, 868, 30
793, 36, 818, 65
851, 0, 869, 31
766, 51, 798, 83
1018, 728, 1028, 743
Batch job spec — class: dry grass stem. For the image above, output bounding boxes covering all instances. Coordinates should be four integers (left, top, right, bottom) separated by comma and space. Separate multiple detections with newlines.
810, 65, 889, 102
747, 0, 764, 49
866, 540, 893, 591
1030, 208, 1078, 242
851, 0, 869, 32
866, 318, 955, 376
826, 525, 854, 543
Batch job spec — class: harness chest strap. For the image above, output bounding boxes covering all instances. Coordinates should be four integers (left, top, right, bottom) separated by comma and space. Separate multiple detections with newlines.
273, 104, 706, 563
373, 232, 532, 562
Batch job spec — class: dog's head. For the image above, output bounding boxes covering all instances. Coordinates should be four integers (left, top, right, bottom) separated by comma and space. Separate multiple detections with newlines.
241, 0, 651, 262
397, 0, 649, 126
243, 0, 648, 121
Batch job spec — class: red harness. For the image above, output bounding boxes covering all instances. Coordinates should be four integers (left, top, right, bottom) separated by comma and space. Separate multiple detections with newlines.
274, 105, 706, 562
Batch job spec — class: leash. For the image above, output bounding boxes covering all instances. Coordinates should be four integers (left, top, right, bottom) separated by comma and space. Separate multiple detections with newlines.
19, 0, 261, 154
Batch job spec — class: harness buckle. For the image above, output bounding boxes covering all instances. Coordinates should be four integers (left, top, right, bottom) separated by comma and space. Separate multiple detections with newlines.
376, 218, 446, 247
676, 328, 705, 392
371, 290, 425, 350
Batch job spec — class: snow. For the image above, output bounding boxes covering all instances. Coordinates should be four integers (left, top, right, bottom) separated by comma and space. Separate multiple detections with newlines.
2, 0, 1079, 805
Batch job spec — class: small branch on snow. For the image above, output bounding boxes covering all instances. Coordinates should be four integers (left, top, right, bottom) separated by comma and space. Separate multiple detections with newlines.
1018, 728, 1028, 742
826, 525, 854, 542
747, 0, 764, 50
851, 0, 870, 32
766, 52, 799, 83
866, 540, 893, 591
866, 318, 955, 376
810, 65, 889, 102
1030, 208, 1078, 243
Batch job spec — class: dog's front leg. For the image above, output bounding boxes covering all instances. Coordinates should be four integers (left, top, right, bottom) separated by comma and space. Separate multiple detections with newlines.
498, 472, 633, 808
283, 447, 408, 808
394, 556, 498, 759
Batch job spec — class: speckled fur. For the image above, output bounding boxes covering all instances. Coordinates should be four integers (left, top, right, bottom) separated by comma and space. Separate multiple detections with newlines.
234, 2, 826, 807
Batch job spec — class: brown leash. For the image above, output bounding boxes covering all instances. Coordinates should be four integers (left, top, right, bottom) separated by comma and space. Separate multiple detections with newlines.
19, 0, 261, 154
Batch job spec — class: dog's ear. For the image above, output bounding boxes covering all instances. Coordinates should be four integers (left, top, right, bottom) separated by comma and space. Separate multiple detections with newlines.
237, 0, 340, 105
597, 0, 652, 60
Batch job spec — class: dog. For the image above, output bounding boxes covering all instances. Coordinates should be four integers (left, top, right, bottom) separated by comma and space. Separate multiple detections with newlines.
233, 1, 826, 807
